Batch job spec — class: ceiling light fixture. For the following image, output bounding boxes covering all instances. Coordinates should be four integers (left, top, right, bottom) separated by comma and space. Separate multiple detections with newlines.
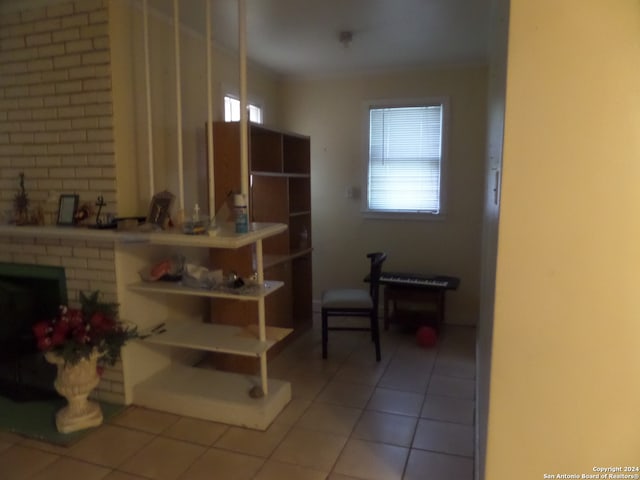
338, 30, 353, 48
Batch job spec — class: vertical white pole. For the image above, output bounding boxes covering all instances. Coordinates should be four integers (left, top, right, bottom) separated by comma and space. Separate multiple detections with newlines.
238, 0, 249, 204
174, 0, 185, 212
143, 0, 154, 197
206, 0, 215, 218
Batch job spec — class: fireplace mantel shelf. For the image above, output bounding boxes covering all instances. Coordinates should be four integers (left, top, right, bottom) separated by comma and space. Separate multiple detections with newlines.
0, 223, 287, 249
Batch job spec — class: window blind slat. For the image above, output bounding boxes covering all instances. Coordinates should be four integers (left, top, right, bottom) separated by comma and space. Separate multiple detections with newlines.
368, 105, 443, 213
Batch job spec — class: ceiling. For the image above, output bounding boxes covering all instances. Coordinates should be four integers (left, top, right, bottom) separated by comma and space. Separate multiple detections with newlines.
0, 0, 493, 76
157, 0, 493, 77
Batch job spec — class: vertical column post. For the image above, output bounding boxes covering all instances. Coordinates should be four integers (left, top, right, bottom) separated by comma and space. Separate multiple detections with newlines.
206, 0, 215, 218
142, 0, 154, 197
173, 0, 185, 212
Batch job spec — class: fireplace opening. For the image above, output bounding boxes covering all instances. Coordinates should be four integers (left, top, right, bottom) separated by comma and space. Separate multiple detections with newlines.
0, 263, 68, 401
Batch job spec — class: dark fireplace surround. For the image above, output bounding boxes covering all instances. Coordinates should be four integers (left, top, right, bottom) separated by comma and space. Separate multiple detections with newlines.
0, 262, 68, 400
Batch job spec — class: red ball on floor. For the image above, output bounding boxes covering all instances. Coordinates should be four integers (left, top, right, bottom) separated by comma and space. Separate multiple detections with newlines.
416, 326, 437, 347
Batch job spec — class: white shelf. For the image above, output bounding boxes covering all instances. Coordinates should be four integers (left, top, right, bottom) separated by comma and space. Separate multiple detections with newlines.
133, 364, 291, 430
0, 222, 286, 249
128, 280, 284, 301
140, 321, 293, 357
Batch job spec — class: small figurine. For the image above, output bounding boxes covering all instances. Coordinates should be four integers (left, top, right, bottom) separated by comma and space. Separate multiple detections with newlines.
13, 172, 29, 225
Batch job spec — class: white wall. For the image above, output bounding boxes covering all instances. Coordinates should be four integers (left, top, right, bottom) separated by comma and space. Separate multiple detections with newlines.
486, 0, 640, 475
281, 67, 488, 325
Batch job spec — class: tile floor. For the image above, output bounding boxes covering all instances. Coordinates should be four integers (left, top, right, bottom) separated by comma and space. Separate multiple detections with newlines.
0, 320, 476, 480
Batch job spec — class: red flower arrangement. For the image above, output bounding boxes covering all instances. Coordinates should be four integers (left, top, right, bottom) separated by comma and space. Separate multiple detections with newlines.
32, 291, 138, 367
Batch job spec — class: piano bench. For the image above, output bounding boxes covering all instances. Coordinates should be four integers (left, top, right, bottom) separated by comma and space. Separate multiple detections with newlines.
384, 286, 445, 331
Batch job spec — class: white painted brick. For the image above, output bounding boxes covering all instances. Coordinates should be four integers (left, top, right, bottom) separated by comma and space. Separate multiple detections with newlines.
60, 256, 88, 268
47, 3, 74, 18
0, 253, 12, 262
2, 23, 34, 38
85, 241, 113, 249
18, 98, 45, 109
61, 14, 88, 29
88, 258, 115, 271
89, 10, 108, 25
94, 65, 110, 78
87, 281, 116, 295
41, 70, 69, 83
97, 142, 113, 154
35, 255, 62, 265
35, 157, 61, 168
55, 80, 82, 93
37, 43, 65, 57
21, 7, 47, 22
76, 167, 101, 177
87, 154, 112, 166
61, 155, 87, 166
23, 145, 47, 155
70, 91, 97, 104
65, 38, 93, 53
0, 98, 19, 110
22, 120, 49, 131
44, 96, 71, 108
97, 116, 111, 128
32, 107, 57, 119
83, 77, 110, 91
73, 144, 97, 155
84, 103, 111, 116
34, 132, 58, 143
5, 86, 29, 98
87, 129, 112, 142
29, 83, 55, 96
0, 133, 8, 143
0, 62, 28, 75
33, 18, 62, 33
52, 27, 80, 43
48, 144, 74, 155
80, 23, 107, 38
92, 37, 108, 50
37, 178, 63, 189
10, 132, 34, 143
69, 65, 95, 79
101, 368, 123, 382
0, 144, 23, 154
46, 245, 72, 256
0, 12, 21, 27
59, 130, 86, 142
25, 32, 52, 47
28, 58, 54, 72
53, 54, 81, 69
12, 253, 38, 264
62, 179, 89, 192
8, 110, 32, 120
57, 105, 84, 118
89, 179, 115, 191
100, 249, 114, 260
1, 37, 26, 50
73, 247, 100, 259
76, 0, 104, 13
49, 167, 75, 178
82, 51, 109, 65
45, 119, 72, 130
71, 117, 98, 128
66, 278, 91, 292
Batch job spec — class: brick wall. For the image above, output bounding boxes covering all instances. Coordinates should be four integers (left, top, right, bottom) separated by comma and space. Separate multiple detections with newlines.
0, 0, 116, 225
0, 0, 124, 403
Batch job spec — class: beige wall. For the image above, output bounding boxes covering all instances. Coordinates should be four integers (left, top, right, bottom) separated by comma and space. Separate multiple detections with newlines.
486, 0, 640, 475
281, 67, 488, 325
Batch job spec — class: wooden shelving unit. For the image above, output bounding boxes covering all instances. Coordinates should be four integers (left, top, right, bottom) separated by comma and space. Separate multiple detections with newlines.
209, 123, 313, 367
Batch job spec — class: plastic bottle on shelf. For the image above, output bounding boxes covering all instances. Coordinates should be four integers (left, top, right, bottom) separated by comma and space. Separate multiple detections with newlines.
299, 226, 309, 250
234, 193, 248, 233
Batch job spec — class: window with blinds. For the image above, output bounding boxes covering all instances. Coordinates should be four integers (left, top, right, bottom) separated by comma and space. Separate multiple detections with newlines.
367, 103, 444, 214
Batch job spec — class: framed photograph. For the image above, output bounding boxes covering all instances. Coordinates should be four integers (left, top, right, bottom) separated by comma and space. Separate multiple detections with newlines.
57, 194, 79, 226
146, 190, 175, 229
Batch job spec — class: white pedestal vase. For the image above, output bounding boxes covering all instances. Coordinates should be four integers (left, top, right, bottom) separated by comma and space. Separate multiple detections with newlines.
45, 350, 103, 433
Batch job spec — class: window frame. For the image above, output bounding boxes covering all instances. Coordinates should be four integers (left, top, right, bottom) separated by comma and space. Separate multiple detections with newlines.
223, 93, 263, 124
361, 97, 450, 220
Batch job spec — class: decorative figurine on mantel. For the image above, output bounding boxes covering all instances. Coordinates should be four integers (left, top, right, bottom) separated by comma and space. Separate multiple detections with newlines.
13, 172, 29, 225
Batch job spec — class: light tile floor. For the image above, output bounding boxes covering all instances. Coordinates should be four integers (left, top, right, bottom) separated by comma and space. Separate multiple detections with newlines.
0, 320, 476, 480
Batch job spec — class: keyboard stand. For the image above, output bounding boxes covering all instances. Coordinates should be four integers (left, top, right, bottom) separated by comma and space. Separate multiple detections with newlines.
383, 282, 450, 332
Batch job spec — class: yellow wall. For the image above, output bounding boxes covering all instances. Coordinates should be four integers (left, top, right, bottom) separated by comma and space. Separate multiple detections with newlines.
281, 67, 488, 324
486, 0, 640, 475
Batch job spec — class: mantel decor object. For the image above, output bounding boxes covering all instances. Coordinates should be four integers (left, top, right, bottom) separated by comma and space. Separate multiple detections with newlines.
57, 194, 79, 226
32, 291, 138, 433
